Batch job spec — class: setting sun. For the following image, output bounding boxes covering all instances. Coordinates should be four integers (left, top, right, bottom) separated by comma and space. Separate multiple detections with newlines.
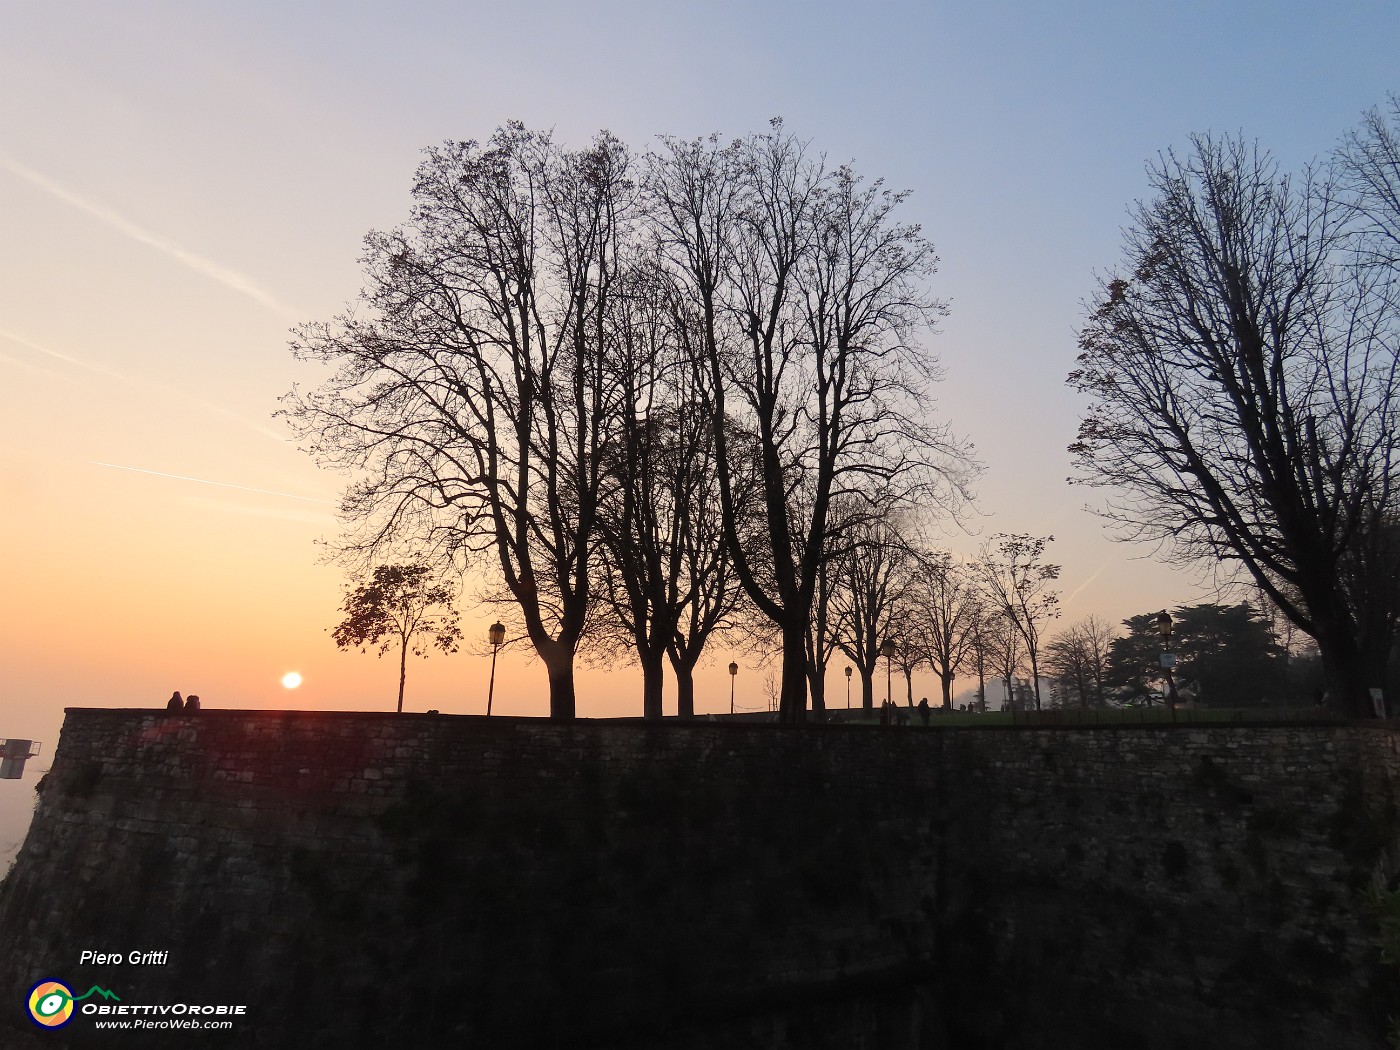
281, 672, 303, 689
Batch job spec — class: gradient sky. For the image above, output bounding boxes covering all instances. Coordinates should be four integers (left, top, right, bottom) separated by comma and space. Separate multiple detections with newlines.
2, 0, 1397, 858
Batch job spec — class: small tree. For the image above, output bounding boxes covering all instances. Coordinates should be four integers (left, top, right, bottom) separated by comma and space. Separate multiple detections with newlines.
331, 564, 462, 713
830, 515, 916, 712
1043, 616, 1116, 708
977, 534, 1061, 709
913, 553, 982, 710
985, 612, 1025, 712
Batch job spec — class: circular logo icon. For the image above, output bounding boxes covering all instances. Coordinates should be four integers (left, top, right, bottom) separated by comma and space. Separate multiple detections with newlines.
27, 980, 75, 1028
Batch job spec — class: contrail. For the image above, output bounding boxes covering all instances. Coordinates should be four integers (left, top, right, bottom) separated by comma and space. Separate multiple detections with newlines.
1, 328, 288, 444
0, 327, 127, 381
0, 349, 66, 381
1062, 555, 1116, 609
0, 152, 300, 319
93, 462, 335, 505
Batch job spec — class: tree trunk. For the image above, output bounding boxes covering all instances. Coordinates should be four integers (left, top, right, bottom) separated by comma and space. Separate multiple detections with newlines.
940, 670, 954, 709
1318, 630, 1387, 719
397, 635, 408, 714
976, 648, 986, 712
542, 647, 577, 720
861, 670, 874, 712
673, 664, 696, 720
778, 623, 808, 723
641, 651, 665, 721
809, 669, 827, 721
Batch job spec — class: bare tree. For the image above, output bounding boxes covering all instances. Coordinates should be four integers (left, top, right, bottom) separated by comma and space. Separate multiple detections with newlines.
829, 516, 915, 712
977, 534, 1061, 710
647, 126, 974, 722
597, 260, 753, 719
1069, 132, 1400, 716
286, 125, 632, 719
892, 633, 921, 709
984, 611, 1024, 713
1043, 616, 1116, 708
913, 553, 982, 709
1337, 94, 1400, 269
330, 564, 462, 714
805, 553, 839, 719
965, 607, 993, 712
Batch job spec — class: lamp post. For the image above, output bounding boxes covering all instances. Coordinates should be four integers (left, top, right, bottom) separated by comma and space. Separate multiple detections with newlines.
487, 621, 505, 717
880, 638, 897, 712
1156, 610, 1179, 719
728, 661, 738, 715
845, 665, 853, 709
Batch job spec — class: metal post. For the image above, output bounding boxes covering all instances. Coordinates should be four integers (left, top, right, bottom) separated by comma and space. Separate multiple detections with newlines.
487, 621, 506, 717
487, 644, 500, 717
1156, 610, 1178, 721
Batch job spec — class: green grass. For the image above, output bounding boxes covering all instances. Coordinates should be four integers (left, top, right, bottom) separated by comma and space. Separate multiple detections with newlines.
1012, 705, 1343, 726
833, 705, 1343, 727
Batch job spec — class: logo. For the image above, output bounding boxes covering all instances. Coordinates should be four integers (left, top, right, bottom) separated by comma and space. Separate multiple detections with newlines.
26, 980, 120, 1029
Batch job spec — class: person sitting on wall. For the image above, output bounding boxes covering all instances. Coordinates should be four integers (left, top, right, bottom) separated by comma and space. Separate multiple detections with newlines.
184, 694, 201, 712
166, 691, 184, 713
918, 697, 930, 726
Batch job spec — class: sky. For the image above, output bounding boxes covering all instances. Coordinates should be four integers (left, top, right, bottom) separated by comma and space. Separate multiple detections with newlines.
2, 0, 1397, 859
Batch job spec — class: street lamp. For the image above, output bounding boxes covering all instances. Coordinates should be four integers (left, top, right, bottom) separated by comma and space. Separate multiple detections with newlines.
487, 621, 506, 717
880, 638, 897, 712
1156, 610, 1179, 719
845, 665, 853, 709
728, 661, 738, 715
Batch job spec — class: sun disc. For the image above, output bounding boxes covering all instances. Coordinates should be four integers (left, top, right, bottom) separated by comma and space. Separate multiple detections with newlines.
281, 672, 303, 689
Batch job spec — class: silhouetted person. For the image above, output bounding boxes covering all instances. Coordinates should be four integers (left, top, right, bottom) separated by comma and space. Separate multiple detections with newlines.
184, 694, 201, 713
166, 691, 184, 713
918, 697, 930, 726
879, 700, 889, 726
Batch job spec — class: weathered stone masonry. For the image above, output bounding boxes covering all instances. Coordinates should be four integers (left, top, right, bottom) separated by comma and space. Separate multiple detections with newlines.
0, 710, 1396, 1048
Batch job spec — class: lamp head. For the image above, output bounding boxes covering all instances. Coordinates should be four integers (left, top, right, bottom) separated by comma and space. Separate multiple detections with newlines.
728, 661, 738, 677
489, 621, 506, 647
1155, 610, 1172, 638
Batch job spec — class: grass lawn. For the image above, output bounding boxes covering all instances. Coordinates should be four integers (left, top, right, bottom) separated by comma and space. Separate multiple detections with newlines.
835, 705, 1342, 727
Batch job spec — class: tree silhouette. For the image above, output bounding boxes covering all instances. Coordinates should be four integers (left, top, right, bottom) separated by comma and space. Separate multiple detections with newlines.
331, 564, 461, 713
1043, 616, 1115, 708
1070, 128, 1400, 716
288, 125, 630, 719
914, 554, 985, 710
648, 127, 975, 722
594, 263, 747, 719
1107, 604, 1284, 707
976, 534, 1060, 710
830, 516, 915, 712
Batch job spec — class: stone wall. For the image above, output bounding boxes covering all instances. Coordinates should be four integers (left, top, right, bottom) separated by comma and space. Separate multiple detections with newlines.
937, 725, 1399, 1048
0, 710, 1395, 1048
